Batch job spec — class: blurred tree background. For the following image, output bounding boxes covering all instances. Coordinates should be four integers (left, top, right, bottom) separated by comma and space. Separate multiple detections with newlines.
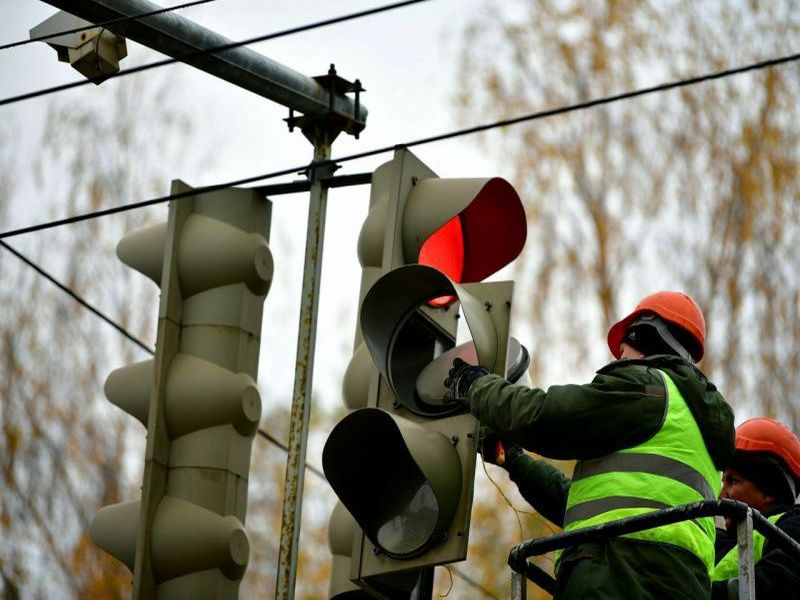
0, 73, 334, 598
454, 0, 800, 597
0, 76, 182, 597
457, 0, 800, 421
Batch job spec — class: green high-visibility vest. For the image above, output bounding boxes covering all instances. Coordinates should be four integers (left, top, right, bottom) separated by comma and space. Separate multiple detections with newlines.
560, 369, 721, 573
712, 513, 785, 581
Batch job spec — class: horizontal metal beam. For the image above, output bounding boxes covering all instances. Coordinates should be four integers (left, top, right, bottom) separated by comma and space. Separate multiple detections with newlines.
41, 0, 368, 126
255, 172, 372, 196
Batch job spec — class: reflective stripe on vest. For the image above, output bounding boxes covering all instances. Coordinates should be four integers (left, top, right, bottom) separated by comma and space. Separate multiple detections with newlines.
561, 370, 722, 574
712, 513, 785, 581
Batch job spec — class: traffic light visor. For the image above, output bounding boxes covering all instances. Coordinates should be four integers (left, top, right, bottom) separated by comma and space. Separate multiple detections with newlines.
361, 265, 503, 416
410, 178, 526, 284
322, 409, 462, 559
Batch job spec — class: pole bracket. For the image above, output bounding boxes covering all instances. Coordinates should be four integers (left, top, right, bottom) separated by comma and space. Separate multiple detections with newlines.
300, 160, 341, 183
285, 63, 366, 146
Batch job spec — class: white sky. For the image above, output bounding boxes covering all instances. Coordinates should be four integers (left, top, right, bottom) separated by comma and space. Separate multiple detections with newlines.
1, 0, 514, 416
1, 1, 525, 592
1, 1, 530, 561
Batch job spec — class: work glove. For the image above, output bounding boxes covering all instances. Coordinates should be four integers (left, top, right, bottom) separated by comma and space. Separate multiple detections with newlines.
480, 430, 523, 469
443, 358, 489, 408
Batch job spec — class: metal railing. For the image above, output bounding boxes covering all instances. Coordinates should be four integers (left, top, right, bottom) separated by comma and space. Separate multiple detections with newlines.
507, 499, 800, 600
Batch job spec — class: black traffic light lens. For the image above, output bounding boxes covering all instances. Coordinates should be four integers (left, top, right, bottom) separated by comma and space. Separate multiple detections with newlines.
323, 409, 462, 560
389, 311, 457, 417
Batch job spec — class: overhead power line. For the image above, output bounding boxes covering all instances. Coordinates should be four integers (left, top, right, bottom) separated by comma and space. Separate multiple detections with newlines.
1, 245, 493, 594
1, 236, 500, 597
0, 0, 431, 107
0, 166, 301, 239
0, 239, 153, 353
449, 567, 499, 599
0, 239, 322, 477
0, 0, 216, 52
256, 429, 324, 480
3, 48, 800, 241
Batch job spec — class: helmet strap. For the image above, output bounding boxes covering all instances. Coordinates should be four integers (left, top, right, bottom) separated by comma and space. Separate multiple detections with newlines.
629, 314, 694, 363
779, 464, 798, 503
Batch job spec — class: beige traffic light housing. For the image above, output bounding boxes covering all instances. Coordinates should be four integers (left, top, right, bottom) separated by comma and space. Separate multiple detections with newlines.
324, 266, 515, 590
324, 148, 526, 598
91, 181, 272, 599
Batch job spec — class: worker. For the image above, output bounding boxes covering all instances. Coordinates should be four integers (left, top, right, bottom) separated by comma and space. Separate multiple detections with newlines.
445, 291, 735, 599
712, 417, 800, 599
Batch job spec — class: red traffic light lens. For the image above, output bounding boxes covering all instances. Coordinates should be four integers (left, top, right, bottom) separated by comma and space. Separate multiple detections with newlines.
417, 178, 526, 285
418, 216, 462, 307
418, 215, 465, 283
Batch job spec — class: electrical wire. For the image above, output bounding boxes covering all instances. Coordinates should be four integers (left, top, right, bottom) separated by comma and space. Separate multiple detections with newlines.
486, 459, 557, 534
0, 238, 323, 477
0, 166, 299, 239
439, 565, 454, 597
2, 217, 497, 598
256, 429, 325, 480
482, 456, 526, 543
0, 239, 153, 353
0, 0, 216, 52
0, 0, 432, 107
5, 48, 799, 241
480, 455, 559, 544
449, 567, 499, 600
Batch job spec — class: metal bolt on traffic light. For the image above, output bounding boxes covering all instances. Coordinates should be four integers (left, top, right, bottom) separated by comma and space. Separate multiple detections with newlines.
91, 180, 272, 599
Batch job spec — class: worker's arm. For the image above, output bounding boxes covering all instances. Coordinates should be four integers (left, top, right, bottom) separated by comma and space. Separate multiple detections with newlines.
467, 362, 667, 460
506, 453, 571, 527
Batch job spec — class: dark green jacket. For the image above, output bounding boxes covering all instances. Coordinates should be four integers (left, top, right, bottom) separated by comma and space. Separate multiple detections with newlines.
468, 355, 735, 600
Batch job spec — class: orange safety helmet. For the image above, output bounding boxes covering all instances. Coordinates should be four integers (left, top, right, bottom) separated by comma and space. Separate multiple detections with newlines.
735, 417, 800, 481
607, 291, 706, 361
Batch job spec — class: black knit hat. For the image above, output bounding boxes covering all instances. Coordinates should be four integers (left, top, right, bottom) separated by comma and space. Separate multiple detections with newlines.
731, 451, 798, 506
621, 313, 699, 361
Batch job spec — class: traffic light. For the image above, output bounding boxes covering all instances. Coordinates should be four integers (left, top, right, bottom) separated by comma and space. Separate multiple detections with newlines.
90, 180, 272, 599
323, 148, 527, 596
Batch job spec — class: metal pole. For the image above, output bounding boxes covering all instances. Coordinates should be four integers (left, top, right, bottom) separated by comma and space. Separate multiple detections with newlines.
275, 141, 332, 600
736, 508, 756, 600
41, 0, 368, 124
511, 570, 527, 600
35, 3, 367, 597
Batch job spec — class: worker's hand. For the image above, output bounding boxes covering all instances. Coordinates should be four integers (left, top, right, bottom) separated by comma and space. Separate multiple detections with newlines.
444, 358, 489, 407
480, 431, 523, 469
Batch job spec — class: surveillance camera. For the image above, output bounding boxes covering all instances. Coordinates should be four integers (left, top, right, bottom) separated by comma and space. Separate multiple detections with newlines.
30, 11, 127, 83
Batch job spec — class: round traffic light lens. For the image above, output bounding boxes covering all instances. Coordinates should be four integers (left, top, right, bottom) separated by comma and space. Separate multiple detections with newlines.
322, 409, 463, 562
418, 215, 464, 283
376, 482, 439, 557
419, 216, 462, 307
